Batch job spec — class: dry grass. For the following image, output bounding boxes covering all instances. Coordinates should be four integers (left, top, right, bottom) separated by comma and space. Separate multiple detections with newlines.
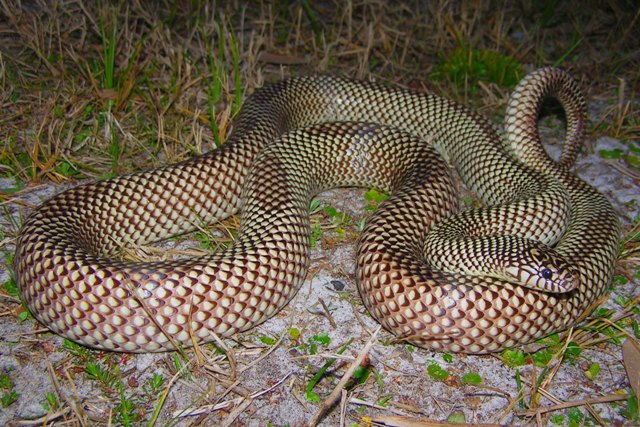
0, 1, 639, 426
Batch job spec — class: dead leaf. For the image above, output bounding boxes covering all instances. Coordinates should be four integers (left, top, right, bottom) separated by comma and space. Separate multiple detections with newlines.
622, 338, 640, 398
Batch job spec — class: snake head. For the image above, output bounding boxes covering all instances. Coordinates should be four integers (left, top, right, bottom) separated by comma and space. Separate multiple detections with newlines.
504, 245, 580, 293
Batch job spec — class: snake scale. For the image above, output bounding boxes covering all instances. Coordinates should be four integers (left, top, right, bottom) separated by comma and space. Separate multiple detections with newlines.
14, 68, 620, 353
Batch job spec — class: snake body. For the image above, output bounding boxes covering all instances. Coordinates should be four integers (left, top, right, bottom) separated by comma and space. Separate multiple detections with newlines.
14, 68, 620, 353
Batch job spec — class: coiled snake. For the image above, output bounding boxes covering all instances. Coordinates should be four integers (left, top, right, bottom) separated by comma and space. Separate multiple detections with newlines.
14, 68, 620, 353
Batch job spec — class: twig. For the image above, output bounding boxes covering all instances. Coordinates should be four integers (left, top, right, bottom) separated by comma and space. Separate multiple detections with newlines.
368, 414, 502, 427
308, 326, 380, 426
515, 393, 628, 418
340, 389, 348, 427
348, 397, 407, 415
61, 368, 88, 427
15, 407, 72, 426
173, 371, 292, 417
207, 327, 238, 380
319, 297, 338, 329
220, 396, 254, 427
238, 330, 285, 374
533, 386, 605, 425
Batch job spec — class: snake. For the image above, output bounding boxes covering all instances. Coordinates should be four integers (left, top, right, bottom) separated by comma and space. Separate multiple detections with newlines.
14, 67, 620, 353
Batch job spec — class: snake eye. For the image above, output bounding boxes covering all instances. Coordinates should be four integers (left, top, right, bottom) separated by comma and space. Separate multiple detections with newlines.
541, 268, 553, 280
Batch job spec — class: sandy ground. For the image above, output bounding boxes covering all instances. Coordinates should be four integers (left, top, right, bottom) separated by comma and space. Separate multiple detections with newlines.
0, 118, 638, 425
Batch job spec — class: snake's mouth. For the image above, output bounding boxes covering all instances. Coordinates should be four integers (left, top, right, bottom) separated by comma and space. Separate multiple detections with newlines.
540, 261, 583, 293
535, 267, 581, 294
558, 270, 581, 293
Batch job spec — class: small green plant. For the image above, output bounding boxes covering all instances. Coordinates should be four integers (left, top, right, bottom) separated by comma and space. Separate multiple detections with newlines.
2, 277, 18, 298
63, 340, 145, 423
376, 394, 393, 407
309, 200, 354, 246
258, 335, 278, 346
461, 372, 483, 385
144, 373, 165, 396
55, 160, 82, 178
599, 148, 625, 160
172, 352, 192, 381
621, 389, 639, 421
566, 407, 584, 427
515, 369, 525, 409
363, 188, 389, 212
426, 361, 449, 380
304, 337, 353, 402
1, 369, 18, 408
433, 44, 523, 94
298, 332, 332, 356
599, 143, 640, 169
42, 391, 59, 411
97, 8, 127, 177
116, 386, 139, 426
288, 327, 301, 342
0, 138, 34, 180
63, 338, 92, 360
344, 365, 372, 389
502, 349, 528, 367
324, 206, 351, 235
584, 362, 600, 380
74, 353, 144, 425
310, 223, 324, 248
194, 229, 220, 250
446, 410, 466, 423
85, 360, 119, 389
1, 389, 18, 408
309, 199, 322, 214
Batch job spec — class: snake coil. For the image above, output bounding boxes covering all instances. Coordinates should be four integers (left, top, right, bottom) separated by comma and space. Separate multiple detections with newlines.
15, 68, 620, 353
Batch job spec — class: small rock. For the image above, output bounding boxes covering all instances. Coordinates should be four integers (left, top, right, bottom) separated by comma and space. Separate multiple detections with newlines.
330, 280, 345, 291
